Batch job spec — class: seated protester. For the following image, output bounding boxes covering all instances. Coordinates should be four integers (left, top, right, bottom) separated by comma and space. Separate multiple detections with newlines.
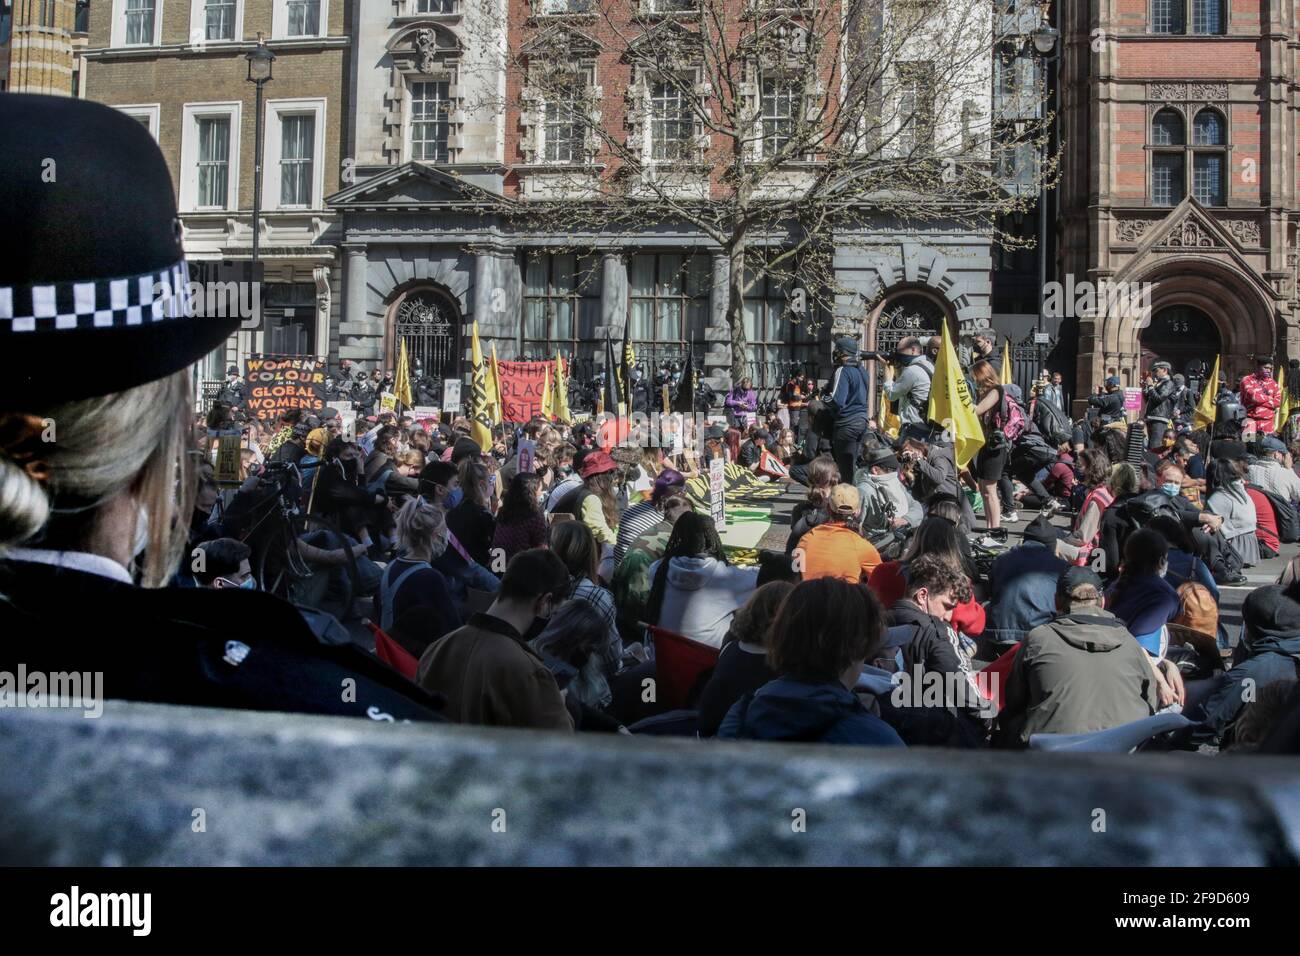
737, 429, 771, 472
1223, 678, 1299, 752
854, 444, 923, 535
645, 512, 759, 648
1105, 529, 1180, 659
1206, 457, 1259, 568
1146, 515, 1218, 600
868, 517, 986, 640
549, 449, 620, 558
309, 438, 388, 550
416, 461, 500, 611
897, 424, 977, 533
544, 443, 581, 511
418, 548, 574, 730
549, 521, 623, 682
610, 493, 694, 644
531, 600, 618, 711
1163, 434, 1206, 494
718, 578, 905, 747
1245, 482, 1282, 559
985, 515, 1070, 648
614, 468, 686, 563
1248, 435, 1300, 503
1057, 450, 1116, 563
384, 449, 425, 500
881, 554, 989, 747
795, 484, 882, 584
446, 458, 496, 569
374, 497, 462, 638
1019, 445, 1077, 514
993, 567, 1160, 748
696, 582, 793, 737
363, 425, 401, 488
785, 454, 839, 552
192, 538, 254, 589
1204, 583, 1300, 743
491, 472, 549, 563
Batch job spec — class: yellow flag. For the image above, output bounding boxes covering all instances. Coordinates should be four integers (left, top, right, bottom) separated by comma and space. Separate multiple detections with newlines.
468, 322, 493, 450
541, 365, 554, 419
1193, 354, 1220, 432
394, 337, 415, 408
1277, 365, 1291, 434
927, 322, 985, 469
880, 378, 900, 440
553, 350, 571, 423
1000, 339, 1013, 386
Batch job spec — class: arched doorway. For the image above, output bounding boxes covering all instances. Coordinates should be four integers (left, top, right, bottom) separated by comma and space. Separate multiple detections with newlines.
1140, 305, 1222, 390
388, 286, 462, 384
865, 290, 955, 414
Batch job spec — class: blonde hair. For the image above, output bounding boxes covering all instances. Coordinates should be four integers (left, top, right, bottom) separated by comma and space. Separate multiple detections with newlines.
1108, 462, 1139, 497
395, 495, 446, 554
0, 369, 195, 588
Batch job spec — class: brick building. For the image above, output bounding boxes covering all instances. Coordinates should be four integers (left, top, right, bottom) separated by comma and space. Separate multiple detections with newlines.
1057, 0, 1300, 410
2, 0, 89, 94
329, 0, 1004, 398
78, 0, 351, 400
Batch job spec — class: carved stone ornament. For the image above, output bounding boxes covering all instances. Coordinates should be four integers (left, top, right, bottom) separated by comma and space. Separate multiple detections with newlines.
1115, 219, 1158, 243
415, 29, 439, 74
1148, 82, 1186, 102
1188, 83, 1229, 102
1223, 219, 1261, 246
1162, 216, 1222, 248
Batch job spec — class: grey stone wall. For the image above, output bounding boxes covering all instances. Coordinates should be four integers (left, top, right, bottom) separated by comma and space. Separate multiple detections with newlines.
1, 703, 1297, 866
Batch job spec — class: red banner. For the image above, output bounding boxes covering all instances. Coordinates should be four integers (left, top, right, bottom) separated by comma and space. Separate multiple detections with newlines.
497, 360, 550, 423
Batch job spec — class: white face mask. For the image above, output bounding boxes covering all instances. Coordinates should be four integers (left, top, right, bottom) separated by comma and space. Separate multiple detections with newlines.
1157, 561, 1168, 579
133, 503, 150, 560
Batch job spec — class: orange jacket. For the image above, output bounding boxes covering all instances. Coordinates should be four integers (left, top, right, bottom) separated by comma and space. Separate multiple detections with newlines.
797, 522, 882, 584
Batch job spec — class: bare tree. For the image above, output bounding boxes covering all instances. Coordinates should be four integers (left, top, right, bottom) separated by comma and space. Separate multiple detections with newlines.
464, 0, 1057, 381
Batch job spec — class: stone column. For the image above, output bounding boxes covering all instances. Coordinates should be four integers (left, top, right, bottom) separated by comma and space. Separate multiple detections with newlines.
705, 251, 732, 391
344, 244, 368, 329
600, 252, 627, 338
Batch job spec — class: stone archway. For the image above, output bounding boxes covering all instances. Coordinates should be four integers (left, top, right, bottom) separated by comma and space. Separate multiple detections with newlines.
864, 288, 956, 415
385, 283, 463, 384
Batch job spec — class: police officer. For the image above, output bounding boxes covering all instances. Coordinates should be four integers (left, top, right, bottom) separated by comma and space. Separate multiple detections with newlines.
0, 95, 443, 722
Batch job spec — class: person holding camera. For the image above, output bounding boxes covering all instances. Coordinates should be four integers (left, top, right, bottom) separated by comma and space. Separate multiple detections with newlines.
881, 336, 935, 429
1142, 360, 1178, 451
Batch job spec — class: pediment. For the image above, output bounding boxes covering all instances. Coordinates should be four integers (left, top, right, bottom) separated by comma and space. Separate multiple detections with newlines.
327, 164, 507, 209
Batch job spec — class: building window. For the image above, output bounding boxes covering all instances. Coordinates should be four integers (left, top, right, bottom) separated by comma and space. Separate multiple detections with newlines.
272, 0, 325, 38
39, 0, 56, 27
204, 0, 235, 38
197, 117, 232, 209
537, 0, 592, 14
125, 0, 157, 45
896, 61, 937, 155
759, 76, 797, 158
279, 115, 315, 207
262, 283, 318, 356
522, 253, 601, 357
1150, 106, 1227, 206
410, 80, 451, 163
416, 0, 455, 11
742, 263, 815, 386
116, 104, 162, 141
76, 0, 90, 32
628, 253, 709, 348
649, 78, 695, 162
541, 76, 586, 163
1152, 0, 1226, 35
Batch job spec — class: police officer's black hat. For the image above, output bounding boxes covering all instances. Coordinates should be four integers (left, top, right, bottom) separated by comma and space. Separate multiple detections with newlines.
0, 95, 240, 407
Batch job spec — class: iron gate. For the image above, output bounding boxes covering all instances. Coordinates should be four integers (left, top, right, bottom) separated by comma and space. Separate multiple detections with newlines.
394, 291, 460, 382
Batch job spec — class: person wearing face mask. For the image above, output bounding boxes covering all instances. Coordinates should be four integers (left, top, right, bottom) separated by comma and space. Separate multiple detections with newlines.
193, 539, 257, 590
854, 444, 922, 535
1105, 530, 1181, 660
417, 459, 500, 609
417, 548, 574, 729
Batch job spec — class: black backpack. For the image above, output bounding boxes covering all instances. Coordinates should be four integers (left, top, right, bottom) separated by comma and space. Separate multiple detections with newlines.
1251, 484, 1300, 543
1033, 398, 1073, 446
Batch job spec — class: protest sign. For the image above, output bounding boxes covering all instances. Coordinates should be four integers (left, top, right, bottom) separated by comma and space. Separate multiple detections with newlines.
496, 361, 551, 422
1124, 388, 1143, 412
380, 392, 397, 414
214, 433, 243, 483
442, 379, 462, 414
244, 355, 328, 422
709, 457, 726, 529
516, 438, 537, 475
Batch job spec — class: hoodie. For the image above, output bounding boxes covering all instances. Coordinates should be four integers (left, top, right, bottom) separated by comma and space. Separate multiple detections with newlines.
718, 676, 905, 746
1205, 585, 1300, 737
994, 606, 1158, 748
854, 468, 922, 533
650, 555, 759, 648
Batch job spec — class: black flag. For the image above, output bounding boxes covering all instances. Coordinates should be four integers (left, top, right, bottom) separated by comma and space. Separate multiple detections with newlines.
673, 349, 696, 414
602, 329, 620, 415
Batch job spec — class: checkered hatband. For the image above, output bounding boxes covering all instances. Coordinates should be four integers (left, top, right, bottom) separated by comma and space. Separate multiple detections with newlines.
0, 261, 192, 333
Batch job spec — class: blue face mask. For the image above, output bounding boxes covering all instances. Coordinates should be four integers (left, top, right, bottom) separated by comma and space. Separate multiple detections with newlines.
446, 487, 464, 508
1161, 482, 1181, 497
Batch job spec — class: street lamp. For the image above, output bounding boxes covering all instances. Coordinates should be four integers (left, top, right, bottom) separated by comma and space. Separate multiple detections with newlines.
245, 36, 276, 266
1030, 20, 1059, 384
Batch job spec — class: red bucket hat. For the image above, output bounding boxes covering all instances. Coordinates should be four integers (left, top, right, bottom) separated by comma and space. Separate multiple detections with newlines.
579, 449, 617, 479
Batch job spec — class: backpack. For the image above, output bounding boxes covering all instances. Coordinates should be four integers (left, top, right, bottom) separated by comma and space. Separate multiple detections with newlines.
1250, 484, 1300, 543
1010, 430, 1056, 474
993, 389, 1027, 442
1033, 398, 1073, 446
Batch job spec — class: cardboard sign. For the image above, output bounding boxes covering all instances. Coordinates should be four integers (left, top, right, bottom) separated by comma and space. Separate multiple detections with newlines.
214, 433, 243, 483
1123, 387, 1143, 412
338, 409, 357, 442
709, 456, 727, 529
380, 392, 397, 413
411, 405, 440, 428
442, 379, 462, 414
516, 438, 537, 475
244, 355, 328, 422
326, 400, 353, 413
496, 361, 551, 423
